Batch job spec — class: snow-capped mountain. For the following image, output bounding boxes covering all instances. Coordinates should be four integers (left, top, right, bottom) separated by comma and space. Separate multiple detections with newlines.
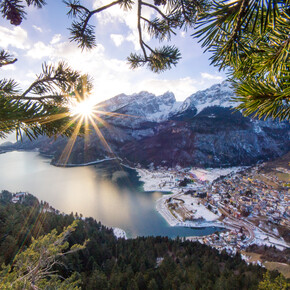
98, 91, 181, 123
98, 81, 239, 125
177, 81, 237, 115
7, 81, 290, 168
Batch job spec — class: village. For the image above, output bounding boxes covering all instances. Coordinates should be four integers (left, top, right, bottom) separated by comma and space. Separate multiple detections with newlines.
137, 162, 290, 254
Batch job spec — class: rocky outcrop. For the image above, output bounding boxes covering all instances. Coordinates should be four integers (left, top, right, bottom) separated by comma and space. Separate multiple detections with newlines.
119, 107, 290, 167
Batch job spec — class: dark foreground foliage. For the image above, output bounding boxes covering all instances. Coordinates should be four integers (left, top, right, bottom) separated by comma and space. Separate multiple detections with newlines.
0, 190, 278, 289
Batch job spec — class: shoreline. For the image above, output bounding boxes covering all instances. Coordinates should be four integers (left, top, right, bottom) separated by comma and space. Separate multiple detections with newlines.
19, 151, 232, 237
52, 157, 119, 167
135, 166, 245, 231
42, 153, 243, 234
155, 194, 226, 229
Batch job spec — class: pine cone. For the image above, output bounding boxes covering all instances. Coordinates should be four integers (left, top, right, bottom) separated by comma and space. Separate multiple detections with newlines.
154, 0, 167, 6
6, 5, 22, 25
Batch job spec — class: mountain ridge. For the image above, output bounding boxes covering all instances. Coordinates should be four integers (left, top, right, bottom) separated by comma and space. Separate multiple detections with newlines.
4, 81, 290, 168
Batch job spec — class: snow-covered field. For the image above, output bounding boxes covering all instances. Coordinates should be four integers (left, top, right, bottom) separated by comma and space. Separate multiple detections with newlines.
156, 195, 179, 226
251, 228, 289, 250
137, 166, 245, 192
136, 168, 181, 193
190, 167, 245, 183
156, 192, 223, 229
180, 194, 219, 221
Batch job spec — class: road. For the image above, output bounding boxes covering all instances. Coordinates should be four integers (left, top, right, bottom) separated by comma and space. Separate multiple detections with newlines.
218, 206, 255, 243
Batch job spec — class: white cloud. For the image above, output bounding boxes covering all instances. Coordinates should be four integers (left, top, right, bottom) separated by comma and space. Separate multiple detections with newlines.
201, 72, 223, 81
126, 32, 140, 50
93, 0, 153, 49
26, 71, 37, 79
23, 39, 134, 101
110, 34, 125, 47
32, 25, 43, 33
50, 34, 62, 45
26, 41, 53, 59
0, 26, 29, 49
1, 64, 16, 71
93, 0, 138, 30
22, 38, 212, 103
180, 31, 186, 38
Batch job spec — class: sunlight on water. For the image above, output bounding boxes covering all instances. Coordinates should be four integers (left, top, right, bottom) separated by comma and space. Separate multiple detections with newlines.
0, 151, 221, 238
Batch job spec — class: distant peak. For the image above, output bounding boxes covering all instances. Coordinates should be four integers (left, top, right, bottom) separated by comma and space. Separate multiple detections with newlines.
177, 80, 237, 115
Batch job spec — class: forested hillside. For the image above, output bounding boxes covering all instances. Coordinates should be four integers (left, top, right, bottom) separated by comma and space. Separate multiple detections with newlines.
0, 191, 280, 289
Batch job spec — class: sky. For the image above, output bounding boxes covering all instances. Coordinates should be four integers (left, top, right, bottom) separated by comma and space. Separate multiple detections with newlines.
0, 0, 226, 103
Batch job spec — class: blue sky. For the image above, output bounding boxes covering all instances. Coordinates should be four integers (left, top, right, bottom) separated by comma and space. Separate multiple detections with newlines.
0, 0, 226, 102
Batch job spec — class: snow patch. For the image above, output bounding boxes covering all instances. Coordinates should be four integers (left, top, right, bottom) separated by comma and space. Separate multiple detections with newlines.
190, 167, 245, 183
113, 227, 127, 239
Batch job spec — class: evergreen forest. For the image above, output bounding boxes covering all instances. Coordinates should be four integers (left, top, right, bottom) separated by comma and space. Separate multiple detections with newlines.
0, 191, 285, 289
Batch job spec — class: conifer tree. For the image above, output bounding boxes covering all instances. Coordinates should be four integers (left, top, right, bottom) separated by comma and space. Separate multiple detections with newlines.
0, 220, 87, 289
0, 60, 92, 139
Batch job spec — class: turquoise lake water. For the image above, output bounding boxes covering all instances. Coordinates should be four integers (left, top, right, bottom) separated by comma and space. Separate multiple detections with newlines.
0, 151, 221, 238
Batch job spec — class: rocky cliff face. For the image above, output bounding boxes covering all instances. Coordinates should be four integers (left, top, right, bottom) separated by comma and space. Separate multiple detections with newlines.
7, 81, 290, 168
119, 106, 290, 167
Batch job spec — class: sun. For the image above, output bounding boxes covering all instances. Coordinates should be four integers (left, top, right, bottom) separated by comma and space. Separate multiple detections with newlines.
57, 89, 132, 166
70, 98, 95, 117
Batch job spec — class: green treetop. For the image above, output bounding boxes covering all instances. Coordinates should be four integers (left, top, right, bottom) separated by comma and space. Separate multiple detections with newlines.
0, 220, 87, 289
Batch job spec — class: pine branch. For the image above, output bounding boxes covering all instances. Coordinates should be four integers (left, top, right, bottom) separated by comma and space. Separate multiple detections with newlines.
66, 0, 205, 72
141, 1, 169, 20
0, 50, 17, 67
19, 62, 80, 99
67, 0, 123, 49
0, 0, 46, 25
0, 62, 91, 139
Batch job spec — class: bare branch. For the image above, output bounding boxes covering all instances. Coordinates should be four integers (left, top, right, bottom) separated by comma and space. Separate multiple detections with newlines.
11, 94, 65, 101
142, 41, 155, 53
141, 1, 169, 20
137, 0, 148, 59
79, 0, 122, 42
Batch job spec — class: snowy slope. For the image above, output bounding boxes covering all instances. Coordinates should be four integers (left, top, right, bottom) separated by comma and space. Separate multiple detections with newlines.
98, 91, 182, 122
98, 81, 240, 124
178, 81, 239, 115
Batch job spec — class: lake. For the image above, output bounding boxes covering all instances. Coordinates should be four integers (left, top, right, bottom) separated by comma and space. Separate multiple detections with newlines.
0, 151, 221, 238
